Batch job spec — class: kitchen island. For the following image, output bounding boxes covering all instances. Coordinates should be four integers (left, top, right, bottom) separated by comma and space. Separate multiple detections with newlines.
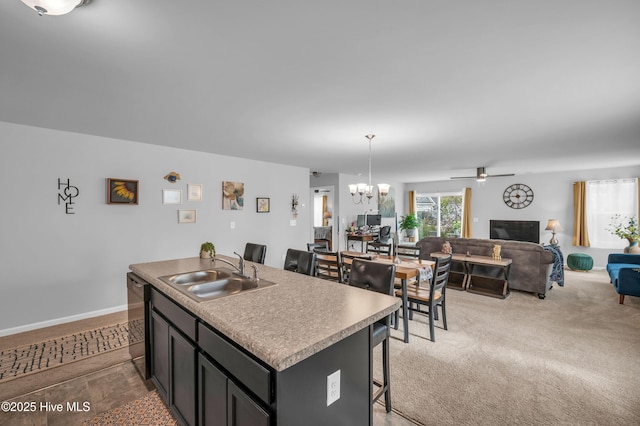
129, 255, 400, 426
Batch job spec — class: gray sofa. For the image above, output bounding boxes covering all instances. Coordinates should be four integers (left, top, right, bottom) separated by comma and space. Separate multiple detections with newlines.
415, 237, 555, 298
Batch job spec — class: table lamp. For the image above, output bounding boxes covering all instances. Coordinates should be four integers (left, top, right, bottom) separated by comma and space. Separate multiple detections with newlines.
545, 219, 561, 246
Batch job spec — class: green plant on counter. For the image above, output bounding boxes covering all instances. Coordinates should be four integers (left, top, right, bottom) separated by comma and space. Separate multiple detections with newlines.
200, 242, 216, 258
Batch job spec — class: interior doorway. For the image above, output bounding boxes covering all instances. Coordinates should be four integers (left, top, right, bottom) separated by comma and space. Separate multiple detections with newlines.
311, 187, 334, 250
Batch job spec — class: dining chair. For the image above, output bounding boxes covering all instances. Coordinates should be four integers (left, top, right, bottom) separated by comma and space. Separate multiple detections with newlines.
243, 243, 267, 264
377, 225, 392, 243
306, 241, 328, 252
348, 259, 396, 412
313, 249, 342, 282
395, 243, 422, 259
339, 251, 363, 284
283, 248, 316, 276
366, 241, 393, 256
395, 254, 452, 342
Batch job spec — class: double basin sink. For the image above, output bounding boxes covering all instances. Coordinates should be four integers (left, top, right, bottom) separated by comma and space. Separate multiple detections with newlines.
159, 268, 276, 302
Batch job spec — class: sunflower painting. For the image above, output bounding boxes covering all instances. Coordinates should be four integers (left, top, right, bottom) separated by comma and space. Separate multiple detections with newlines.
222, 181, 244, 210
107, 178, 139, 204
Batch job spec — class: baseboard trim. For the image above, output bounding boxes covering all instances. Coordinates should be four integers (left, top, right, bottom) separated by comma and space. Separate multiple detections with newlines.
0, 305, 128, 337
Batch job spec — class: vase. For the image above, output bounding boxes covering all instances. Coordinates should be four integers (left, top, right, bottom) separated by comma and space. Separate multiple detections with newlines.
625, 239, 640, 254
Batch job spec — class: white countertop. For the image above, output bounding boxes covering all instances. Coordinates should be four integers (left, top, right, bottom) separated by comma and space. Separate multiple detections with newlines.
129, 256, 400, 371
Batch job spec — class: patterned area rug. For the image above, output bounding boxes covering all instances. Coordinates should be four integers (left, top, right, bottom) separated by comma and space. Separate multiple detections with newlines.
83, 390, 177, 425
0, 319, 144, 383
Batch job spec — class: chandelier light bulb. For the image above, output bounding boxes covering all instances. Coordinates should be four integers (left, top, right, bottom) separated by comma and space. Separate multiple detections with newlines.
20, 0, 86, 16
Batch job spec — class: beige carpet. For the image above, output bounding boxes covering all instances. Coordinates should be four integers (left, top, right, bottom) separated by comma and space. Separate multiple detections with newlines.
375, 269, 640, 426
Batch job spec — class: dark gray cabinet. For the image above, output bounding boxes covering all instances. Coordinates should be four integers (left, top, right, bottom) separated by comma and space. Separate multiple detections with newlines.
169, 327, 197, 426
198, 354, 270, 426
149, 288, 197, 426
150, 309, 170, 399
140, 280, 370, 426
148, 285, 270, 426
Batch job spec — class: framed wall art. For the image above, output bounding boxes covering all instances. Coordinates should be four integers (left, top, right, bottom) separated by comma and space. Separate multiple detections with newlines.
187, 184, 202, 201
222, 181, 244, 210
107, 178, 139, 205
178, 209, 197, 223
257, 197, 270, 213
163, 189, 182, 204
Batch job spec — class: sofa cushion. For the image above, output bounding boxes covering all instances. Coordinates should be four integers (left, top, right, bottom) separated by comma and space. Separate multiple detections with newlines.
607, 263, 640, 282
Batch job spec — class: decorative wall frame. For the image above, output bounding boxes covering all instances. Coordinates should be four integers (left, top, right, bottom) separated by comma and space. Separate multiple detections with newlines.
163, 189, 182, 204
187, 184, 202, 201
257, 197, 270, 213
107, 178, 138, 205
222, 181, 244, 210
178, 209, 197, 223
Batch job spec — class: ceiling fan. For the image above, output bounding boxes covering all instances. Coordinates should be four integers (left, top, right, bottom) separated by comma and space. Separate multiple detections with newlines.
451, 167, 515, 182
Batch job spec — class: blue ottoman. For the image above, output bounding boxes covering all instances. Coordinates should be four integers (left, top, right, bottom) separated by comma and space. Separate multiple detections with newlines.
567, 253, 593, 271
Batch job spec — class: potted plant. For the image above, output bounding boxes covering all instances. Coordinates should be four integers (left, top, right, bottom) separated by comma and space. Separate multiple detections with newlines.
200, 242, 216, 259
608, 215, 639, 254
399, 213, 420, 242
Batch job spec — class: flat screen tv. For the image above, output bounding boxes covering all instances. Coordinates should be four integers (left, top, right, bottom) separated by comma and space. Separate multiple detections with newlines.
490, 220, 540, 244
366, 214, 382, 226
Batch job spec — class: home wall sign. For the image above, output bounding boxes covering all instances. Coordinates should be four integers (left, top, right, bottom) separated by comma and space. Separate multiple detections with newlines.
503, 183, 534, 209
58, 178, 79, 214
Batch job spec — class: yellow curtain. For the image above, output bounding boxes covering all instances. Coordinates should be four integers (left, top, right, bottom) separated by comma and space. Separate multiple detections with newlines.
462, 187, 472, 238
572, 181, 590, 247
408, 191, 415, 215
322, 195, 328, 226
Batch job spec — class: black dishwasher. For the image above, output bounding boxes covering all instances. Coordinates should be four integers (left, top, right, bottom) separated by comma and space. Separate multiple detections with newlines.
127, 272, 150, 379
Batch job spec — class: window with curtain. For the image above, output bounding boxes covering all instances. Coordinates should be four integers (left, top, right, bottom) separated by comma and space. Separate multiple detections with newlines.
414, 192, 463, 239
586, 178, 638, 249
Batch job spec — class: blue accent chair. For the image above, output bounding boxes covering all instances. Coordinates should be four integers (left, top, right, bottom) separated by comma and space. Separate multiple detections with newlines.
606, 254, 640, 304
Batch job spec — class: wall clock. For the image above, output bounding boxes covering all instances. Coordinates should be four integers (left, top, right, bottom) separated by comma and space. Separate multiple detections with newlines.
503, 184, 534, 209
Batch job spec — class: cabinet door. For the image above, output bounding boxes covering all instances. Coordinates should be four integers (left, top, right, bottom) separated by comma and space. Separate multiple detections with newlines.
150, 309, 169, 401
169, 327, 197, 426
199, 354, 227, 426
228, 381, 270, 426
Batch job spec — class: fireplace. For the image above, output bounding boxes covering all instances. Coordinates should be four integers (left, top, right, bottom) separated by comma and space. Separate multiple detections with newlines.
490, 220, 540, 244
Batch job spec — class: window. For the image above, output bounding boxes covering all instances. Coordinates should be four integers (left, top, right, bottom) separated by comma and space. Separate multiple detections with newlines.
586, 179, 638, 249
415, 192, 463, 239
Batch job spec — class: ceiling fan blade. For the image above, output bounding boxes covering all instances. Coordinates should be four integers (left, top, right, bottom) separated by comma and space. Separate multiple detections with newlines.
451, 167, 515, 180
486, 173, 515, 177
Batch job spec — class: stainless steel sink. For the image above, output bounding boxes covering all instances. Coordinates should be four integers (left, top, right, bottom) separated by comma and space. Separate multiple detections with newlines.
162, 269, 233, 286
159, 268, 276, 302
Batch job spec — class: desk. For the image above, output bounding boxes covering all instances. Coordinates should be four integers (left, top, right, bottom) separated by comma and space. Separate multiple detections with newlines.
346, 233, 377, 252
432, 252, 512, 299
340, 251, 435, 343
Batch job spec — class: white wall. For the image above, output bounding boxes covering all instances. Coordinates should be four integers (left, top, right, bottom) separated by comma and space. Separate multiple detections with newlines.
406, 166, 640, 268
0, 122, 310, 334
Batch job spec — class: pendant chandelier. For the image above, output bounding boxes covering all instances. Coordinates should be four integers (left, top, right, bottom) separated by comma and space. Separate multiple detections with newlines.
348, 134, 390, 204
20, 0, 90, 16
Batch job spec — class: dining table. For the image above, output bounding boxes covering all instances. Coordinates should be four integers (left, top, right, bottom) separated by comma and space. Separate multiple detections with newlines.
339, 251, 435, 343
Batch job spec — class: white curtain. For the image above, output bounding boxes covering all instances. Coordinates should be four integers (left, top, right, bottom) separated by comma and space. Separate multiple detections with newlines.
586, 179, 638, 249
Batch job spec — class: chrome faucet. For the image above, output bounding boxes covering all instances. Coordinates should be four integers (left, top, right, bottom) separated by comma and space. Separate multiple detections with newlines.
213, 251, 245, 276
212, 251, 260, 281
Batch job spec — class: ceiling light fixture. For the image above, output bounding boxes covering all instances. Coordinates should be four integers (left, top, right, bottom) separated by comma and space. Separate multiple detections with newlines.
348, 134, 390, 205
20, 0, 90, 16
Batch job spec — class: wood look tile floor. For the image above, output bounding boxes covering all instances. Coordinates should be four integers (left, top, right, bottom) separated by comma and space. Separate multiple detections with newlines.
1, 359, 418, 425
0, 312, 418, 425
